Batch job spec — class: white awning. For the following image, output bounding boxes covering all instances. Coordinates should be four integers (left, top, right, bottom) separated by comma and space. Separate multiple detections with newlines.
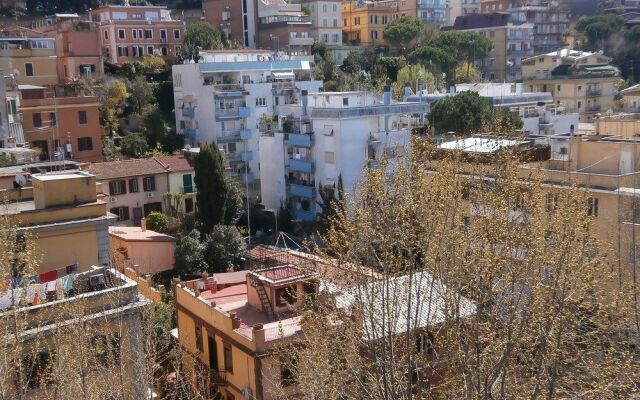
272, 71, 295, 80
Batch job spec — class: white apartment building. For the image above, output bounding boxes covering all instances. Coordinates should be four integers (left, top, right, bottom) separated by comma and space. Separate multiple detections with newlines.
172, 50, 322, 190
260, 88, 427, 221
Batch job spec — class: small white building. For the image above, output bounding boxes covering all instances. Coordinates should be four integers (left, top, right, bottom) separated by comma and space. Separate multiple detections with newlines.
260, 88, 427, 221
172, 50, 323, 192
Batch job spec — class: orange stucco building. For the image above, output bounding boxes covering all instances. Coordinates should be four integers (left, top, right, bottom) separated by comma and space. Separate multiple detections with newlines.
20, 85, 102, 162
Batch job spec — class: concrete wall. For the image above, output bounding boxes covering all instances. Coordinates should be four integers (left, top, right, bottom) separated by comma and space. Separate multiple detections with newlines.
110, 234, 175, 274
259, 133, 286, 212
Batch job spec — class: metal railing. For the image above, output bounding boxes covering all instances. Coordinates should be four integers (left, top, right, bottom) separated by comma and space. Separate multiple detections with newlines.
213, 84, 245, 92
586, 88, 602, 96
263, 320, 303, 341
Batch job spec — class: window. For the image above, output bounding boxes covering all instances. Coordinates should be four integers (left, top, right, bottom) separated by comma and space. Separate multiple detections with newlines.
161, 47, 168, 56
132, 29, 138, 39
147, 46, 154, 55
22, 350, 55, 390
78, 110, 87, 124
323, 3, 327, 12
223, 344, 233, 373
557, 85, 561, 91
323, 18, 327, 27
255, 97, 267, 106
128, 178, 139, 193
131, 12, 142, 19
195, 325, 203, 351
185, 197, 194, 213
333, 18, 338, 27
370, 15, 378, 24
109, 180, 127, 195
342, 97, 349, 106
25, 63, 33, 76
143, 176, 156, 192
322, 33, 329, 42
370, 30, 378, 40
160, 29, 167, 40
32, 113, 42, 128
382, 15, 388, 24
275, 286, 297, 306
111, 206, 130, 221
117, 46, 129, 57
333, 3, 337, 11
280, 356, 297, 386
416, 331, 434, 355
77, 137, 93, 151
144, 29, 152, 39
132, 45, 144, 57
587, 197, 598, 217
104, 30, 108, 40
332, 34, 339, 43
325, 151, 335, 163
578, 101, 581, 109
118, 29, 125, 39
49, 112, 56, 126
174, 29, 181, 39
559, 147, 568, 155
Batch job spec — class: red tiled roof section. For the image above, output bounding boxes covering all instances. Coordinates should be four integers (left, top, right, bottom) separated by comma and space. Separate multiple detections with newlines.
156, 155, 194, 173
85, 158, 167, 180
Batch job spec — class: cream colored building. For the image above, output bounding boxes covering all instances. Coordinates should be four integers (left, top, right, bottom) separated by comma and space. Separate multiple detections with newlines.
0, 28, 58, 87
522, 49, 620, 121
109, 224, 176, 275
621, 84, 640, 113
300, 0, 342, 47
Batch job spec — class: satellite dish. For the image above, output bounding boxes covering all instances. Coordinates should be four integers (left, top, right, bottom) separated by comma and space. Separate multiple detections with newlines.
14, 174, 27, 188
12, 69, 20, 78
241, 387, 253, 398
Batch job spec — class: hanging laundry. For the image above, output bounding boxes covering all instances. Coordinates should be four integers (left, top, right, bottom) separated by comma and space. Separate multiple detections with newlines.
39, 270, 58, 283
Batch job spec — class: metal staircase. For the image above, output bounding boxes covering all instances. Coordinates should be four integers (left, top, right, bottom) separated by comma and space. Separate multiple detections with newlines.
249, 274, 276, 322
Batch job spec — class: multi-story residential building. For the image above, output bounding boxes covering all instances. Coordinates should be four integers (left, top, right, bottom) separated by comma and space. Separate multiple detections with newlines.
156, 153, 197, 214
202, 0, 257, 48
172, 50, 322, 192
621, 84, 640, 113
20, 85, 102, 162
509, 1, 570, 55
255, 0, 314, 60
445, 12, 534, 81
0, 74, 24, 148
109, 223, 176, 274
342, 0, 395, 46
259, 88, 427, 221
0, 27, 58, 87
397, 0, 449, 26
0, 171, 115, 277
176, 244, 474, 400
86, 158, 171, 227
522, 49, 620, 121
0, 267, 149, 399
90, 4, 185, 66
406, 82, 579, 136
32, 13, 104, 82
300, 0, 343, 47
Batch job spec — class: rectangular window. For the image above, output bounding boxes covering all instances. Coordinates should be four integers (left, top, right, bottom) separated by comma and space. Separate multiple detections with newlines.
143, 176, 156, 192
587, 197, 598, 217
370, 30, 378, 40
25, 63, 34, 76
174, 29, 181, 39
195, 325, 203, 352
49, 112, 56, 126
78, 110, 87, 124
275, 286, 297, 306
161, 47, 168, 56
325, 151, 335, 163
343, 97, 349, 106
128, 178, 139, 193
109, 180, 127, 195
32, 113, 42, 128
117, 46, 129, 57
147, 46, 154, 55
111, 206, 130, 221
160, 29, 167, 40
132, 29, 138, 39
255, 97, 266, 106
22, 350, 55, 390
77, 137, 93, 151
144, 29, 153, 39
104, 30, 108, 40
223, 344, 233, 373
118, 29, 125, 39
185, 197, 194, 213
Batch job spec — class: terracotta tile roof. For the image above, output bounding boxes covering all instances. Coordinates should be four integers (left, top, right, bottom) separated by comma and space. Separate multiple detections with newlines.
84, 158, 167, 180
156, 155, 194, 173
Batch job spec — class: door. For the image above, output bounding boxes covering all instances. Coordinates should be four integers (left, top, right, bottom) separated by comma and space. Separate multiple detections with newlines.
182, 174, 193, 193
132, 207, 143, 226
208, 335, 218, 370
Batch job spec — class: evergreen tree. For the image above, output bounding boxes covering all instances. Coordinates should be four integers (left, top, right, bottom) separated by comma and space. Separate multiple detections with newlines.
194, 143, 227, 235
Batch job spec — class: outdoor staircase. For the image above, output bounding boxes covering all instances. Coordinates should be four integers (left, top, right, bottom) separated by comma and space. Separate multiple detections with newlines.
249, 274, 277, 322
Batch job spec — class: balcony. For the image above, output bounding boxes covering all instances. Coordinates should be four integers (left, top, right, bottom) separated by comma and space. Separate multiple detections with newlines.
586, 88, 602, 97
285, 133, 313, 148
294, 208, 315, 222
213, 84, 248, 98
179, 185, 195, 194
240, 172, 255, 184
288, 158, 314, 173
184, 128, 197, 141
289, 36, 314, 46
418, 0, 447, 8
217, 129, 253, 143
508, 49, 534, 57
215, 106, 250, 121
289, 182, 315, 199
228, 151, 253, 163
586, 104, 602, 112
182, 107, 195, 118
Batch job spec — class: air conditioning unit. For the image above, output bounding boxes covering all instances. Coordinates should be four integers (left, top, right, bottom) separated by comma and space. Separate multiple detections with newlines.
110, 197, 118, 203
146, 192, 154, 198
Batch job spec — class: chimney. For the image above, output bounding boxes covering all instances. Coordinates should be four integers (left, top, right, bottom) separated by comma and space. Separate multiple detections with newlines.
301, 89, 308, 117
140, 218, 146, 231
383, 85, 391, 105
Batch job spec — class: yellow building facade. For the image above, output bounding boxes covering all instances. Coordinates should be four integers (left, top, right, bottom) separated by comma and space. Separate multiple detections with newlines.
0, 171, 115, 278
342, 0, 396, 46
522, 49, 620, 122
0, 28, 58, 87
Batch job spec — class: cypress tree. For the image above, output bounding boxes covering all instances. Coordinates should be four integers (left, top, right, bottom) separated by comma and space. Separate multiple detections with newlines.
194, 143, 227, 235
